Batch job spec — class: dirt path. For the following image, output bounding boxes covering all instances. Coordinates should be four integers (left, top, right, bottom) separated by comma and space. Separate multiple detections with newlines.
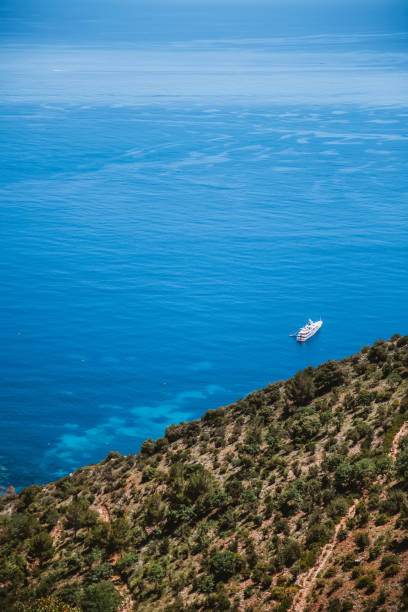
291, 500, 358, 612
290, 419, 408, 612
390, 421, 408, 461
96, 502, 110, 522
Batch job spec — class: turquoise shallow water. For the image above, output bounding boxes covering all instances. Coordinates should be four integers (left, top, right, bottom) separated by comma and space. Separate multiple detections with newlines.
0, 2, 408, 490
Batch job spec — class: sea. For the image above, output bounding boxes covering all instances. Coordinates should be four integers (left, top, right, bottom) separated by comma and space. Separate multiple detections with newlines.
0, 0, 408, 490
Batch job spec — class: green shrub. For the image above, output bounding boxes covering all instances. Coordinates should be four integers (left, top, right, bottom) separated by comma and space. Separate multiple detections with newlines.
396, 449, 408, 481
306, 522, 332, 547
328, 598, 341, 612
324, 566, 337, 578
277, 485, 301, 517
18, 485, 41, 509
327, 497, 348, 519
355, 573, 375, 591
380, 489, 405, 515
367, 342, 387, 364
341, 554, 356, 571
198, 574, 215, 594
368, 540, 382, 560
141, 466, 156, 482
337, 528, 348, 542
114, 552, 138, 577
354, 531, 370, 551
27, 531, 54, 563
144, 494, 167, 525
244, 585, 253, 599
202, 408, 225, 426
290, 414, 320, 445
383, 563, 399, 578
145, 561, 166, 582
209, 551, 239, 582
269, 586, 286, 601
225, 479, 243, 501
375, 513, 388, 526
165, 423, 186, 442
380, 554, 399, 578
214, 583, 231, 610
83, 562, 113, 584
380, 554, 398, 570
65, 499, 97, 532
58, 583, 82, 606
277, 538, 302, 567
80, 582, 122, 612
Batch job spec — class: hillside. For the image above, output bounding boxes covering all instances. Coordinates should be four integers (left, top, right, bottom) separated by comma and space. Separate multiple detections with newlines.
1, 335, 408, 612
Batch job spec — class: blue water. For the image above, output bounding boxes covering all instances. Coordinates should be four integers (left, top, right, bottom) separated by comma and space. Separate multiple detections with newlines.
1, 1, 408, 490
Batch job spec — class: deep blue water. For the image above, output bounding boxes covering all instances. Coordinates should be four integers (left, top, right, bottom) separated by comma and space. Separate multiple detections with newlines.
1, 2, 408, 490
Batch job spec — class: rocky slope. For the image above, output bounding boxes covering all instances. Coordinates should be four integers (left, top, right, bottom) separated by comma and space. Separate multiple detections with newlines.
1, 335, 408, 612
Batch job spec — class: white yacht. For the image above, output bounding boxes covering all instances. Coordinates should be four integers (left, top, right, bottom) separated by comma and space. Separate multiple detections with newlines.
295, 318, 323, 342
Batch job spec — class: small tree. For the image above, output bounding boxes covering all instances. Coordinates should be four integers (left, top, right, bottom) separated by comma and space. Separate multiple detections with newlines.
107, 517, 131, 553
314, 361, 344, 395
28, 531, 54, 564
286, 368, 315, 407
65, 499, 89, 533
367, 341, 387, 364
144, 494, 167, 525
277, 538, 302, 567
140, 438, 156, 456
290, 414, 320, 444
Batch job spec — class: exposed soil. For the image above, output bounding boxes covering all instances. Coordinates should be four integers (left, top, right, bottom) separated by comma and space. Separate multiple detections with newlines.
290, 419, 408, 612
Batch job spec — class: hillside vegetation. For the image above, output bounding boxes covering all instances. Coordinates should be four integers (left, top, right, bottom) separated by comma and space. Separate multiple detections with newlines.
1, 335, 408, 612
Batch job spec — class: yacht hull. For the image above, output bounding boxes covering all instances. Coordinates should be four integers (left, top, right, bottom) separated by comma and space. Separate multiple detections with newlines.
295, 319, 322, 342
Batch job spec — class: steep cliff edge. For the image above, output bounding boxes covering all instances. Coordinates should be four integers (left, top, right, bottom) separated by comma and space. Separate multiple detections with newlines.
1, 335, 408, 612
